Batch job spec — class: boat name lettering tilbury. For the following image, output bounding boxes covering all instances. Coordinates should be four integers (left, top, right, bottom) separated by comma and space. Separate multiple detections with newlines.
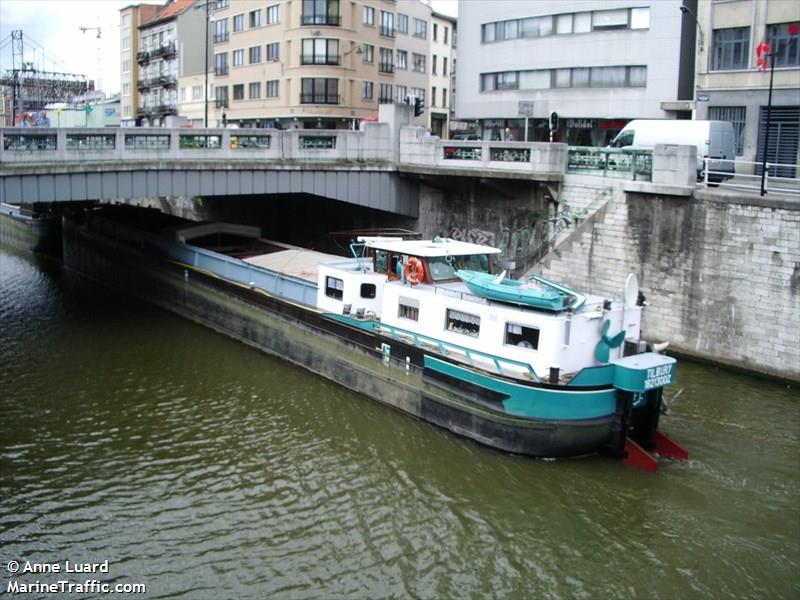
644, 364, 674, 389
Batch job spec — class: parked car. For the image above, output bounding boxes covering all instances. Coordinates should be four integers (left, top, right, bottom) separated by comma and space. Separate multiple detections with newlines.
609, 119, 736, 182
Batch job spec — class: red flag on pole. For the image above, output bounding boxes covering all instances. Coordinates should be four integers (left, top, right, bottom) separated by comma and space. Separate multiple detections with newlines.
756, 40, 771, 71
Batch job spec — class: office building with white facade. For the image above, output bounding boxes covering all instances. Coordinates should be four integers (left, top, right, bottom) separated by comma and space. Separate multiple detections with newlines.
456, 0, 697, 144
693, 0, 799, 174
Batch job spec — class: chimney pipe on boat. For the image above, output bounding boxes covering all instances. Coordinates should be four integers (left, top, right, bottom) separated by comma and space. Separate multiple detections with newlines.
549, 365, 560, 384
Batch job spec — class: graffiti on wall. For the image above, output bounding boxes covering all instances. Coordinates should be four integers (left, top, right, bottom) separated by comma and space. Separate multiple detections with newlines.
447, 203, 586, 269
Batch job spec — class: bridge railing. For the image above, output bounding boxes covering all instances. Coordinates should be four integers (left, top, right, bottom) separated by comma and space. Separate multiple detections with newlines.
0, 126, 394, 164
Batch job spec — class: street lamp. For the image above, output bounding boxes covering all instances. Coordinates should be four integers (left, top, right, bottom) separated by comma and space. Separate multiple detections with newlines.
679, 4, 704, 51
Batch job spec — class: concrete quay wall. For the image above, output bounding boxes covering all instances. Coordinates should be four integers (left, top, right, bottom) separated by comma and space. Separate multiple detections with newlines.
535, 184, 800, 382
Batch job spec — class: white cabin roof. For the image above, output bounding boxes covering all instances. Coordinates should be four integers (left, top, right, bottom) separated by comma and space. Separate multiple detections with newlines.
361, 237, 502, 257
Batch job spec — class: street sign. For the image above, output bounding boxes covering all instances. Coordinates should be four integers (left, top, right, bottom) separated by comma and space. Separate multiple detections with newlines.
518, 101, 534, 117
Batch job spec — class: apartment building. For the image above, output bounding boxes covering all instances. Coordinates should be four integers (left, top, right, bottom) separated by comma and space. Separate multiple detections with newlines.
175, 0, 456, 132
694, 0, 799, 172
456, 0, 697, 144
206, 0, 396, 129
135, 0, 209, 126
428, 11, 456, 136
119, 3, 161, 126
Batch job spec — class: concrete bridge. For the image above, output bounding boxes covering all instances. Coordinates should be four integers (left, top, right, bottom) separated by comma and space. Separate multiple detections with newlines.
0, 104, 699, 217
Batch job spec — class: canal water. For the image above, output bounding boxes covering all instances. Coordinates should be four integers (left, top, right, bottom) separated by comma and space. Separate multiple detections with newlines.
1, 245, 798, 599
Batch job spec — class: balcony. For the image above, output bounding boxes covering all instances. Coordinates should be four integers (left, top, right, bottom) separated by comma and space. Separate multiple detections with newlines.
150, 42, 176, 60
301, 54, 341, 66
213, 32, 229, 43
137, 79, 151, 92
154, 75, 177, 88
215, 66, 229, 76
301, 14, 341, 26
380, 26, 395, 38
136, 51, 150, 65
378, 62, 394, 74
215, 98, 229, 109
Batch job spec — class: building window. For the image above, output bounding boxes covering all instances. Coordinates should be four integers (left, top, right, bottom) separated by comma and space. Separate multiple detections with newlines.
397, 13, 408, 34
215, 52, 229, 76
767, 22, 800, 68
362, 81, 374, 100
215, 85, 229, 107
233, 14, 244, 32
249, 82, 261, 99
249, 46, 261, 64
413, 18, 427, 38
432, 54, 437, 75
379, 83, 392, 103
214, 18, 229, 43
266, 79, 279, 97
233, 84, 244, 100
444, 26, 449, 44
398, 298, 419, 321
325, 276, 344, 300
380, 11, 395, 37
267, 4, 280, 25
249, 9, 261, 28
379, 47, 394, 73
482, 65, 646, 91
712, 27, 750, 70
446, 309, 480, 337
122, 82, 131, 96
302, 38, 339, 65
395, 84, 407, 103
302, 0, 340, 26
709, 106, 746, 155
192, 85, 203, 100
363, 5, 374, 26
412, 53, 426, 73
431, 86, 436, 107
433, 23, 438, 41
121, 14, 130, 27
483, 7, 649, 43
122, 36, 130, 50
362, 44, 374, 63
301, 77, 339, 104
504, 323, 539, 350
395, 49, 407, 70
442, 88, 447, 108
411, 87, 425, 103
266, 42, 280, 61
214, 0, 229, 9
233, 49, 244, 66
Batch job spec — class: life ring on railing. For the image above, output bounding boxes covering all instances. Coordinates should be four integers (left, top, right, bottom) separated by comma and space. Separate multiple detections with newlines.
404, 257, 425, 285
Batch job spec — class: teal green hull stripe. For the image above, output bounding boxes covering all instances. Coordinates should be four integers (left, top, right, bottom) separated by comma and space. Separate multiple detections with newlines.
425, 356, 616, 420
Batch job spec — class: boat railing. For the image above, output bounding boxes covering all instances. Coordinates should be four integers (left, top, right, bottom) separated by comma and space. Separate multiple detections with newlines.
374, 322, 540, 382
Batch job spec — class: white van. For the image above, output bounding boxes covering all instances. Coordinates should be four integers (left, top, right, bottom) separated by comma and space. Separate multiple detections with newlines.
610, 120, 736, 182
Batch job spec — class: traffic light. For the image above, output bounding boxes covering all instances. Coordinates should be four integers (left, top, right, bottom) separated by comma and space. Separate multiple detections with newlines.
414, 96, 424, 117
549, 111, 559, 132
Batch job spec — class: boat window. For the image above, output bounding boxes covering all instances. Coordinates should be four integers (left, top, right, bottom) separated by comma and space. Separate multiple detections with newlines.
505, 322, 539, 350
325, 276, 344, 300
428, 256, 457, 281
360, 283, 376, 299
446, 308, 480, 337
374, 249, 389, 273
461, 254, 491, 273
398, 297, 419, 321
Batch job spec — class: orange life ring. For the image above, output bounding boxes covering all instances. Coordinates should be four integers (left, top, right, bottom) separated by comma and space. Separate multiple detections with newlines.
404, 257, 424, 285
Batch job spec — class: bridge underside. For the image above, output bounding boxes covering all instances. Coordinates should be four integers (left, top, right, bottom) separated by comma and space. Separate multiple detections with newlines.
0, 167, 419, 217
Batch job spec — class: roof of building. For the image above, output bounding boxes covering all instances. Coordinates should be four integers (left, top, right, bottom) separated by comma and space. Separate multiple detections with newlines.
141, 0, 195, 28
